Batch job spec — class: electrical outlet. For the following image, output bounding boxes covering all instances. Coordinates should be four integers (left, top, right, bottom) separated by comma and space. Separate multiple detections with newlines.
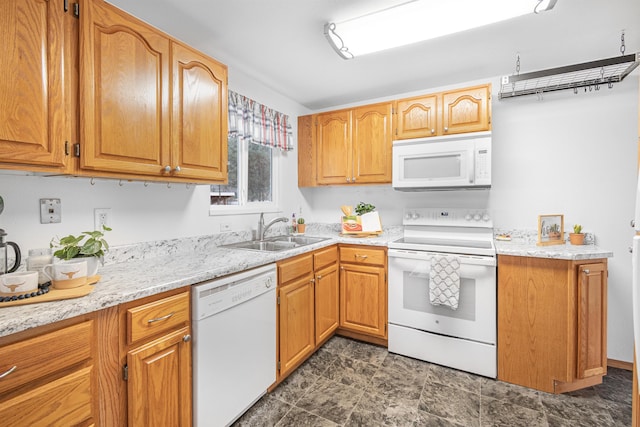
94, 208, 110, 230
40, 198, 61, 224
220, 222, 231, 232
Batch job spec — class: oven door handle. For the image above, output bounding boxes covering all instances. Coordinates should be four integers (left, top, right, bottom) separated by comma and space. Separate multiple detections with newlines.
388, 249, 496, 267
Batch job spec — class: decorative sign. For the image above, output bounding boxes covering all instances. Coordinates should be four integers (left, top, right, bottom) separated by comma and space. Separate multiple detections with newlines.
537, 214, 564, 246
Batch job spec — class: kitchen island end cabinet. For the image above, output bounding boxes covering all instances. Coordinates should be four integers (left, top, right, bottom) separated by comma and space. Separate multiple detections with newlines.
338, 245, 388, 345
498, 255, 607, 394
276, 246, 339, 382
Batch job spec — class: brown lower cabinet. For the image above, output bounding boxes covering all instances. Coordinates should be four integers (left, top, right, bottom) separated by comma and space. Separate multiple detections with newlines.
498, 255, 607, 393
0, 318, 96, 426
276, 246, 339, 381
0, 288, 192, 427
338, 245, 388, 341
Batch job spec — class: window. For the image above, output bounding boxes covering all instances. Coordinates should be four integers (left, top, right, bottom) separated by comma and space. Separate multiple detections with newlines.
210, 91, 292, 214
210, 134, 277, 210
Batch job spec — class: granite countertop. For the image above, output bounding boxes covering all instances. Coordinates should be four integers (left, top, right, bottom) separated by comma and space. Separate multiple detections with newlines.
0, 225, 403, 338
495, 240, 613, 260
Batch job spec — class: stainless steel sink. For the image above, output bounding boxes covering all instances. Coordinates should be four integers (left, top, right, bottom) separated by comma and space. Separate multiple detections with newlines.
222, 235, 330, 252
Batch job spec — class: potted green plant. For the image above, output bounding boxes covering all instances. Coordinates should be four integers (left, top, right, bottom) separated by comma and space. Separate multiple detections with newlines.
569, 224, 585, 245
50, 225, 112, 276
296, 217, 306, 234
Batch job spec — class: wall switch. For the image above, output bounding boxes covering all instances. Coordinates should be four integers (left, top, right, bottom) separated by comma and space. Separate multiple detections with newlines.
220, 222, 231, 232
94, 208, 110, 230
40, 198, 61, 224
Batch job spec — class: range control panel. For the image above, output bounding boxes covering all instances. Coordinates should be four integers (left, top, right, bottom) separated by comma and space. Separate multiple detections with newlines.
402, 208, 492, 228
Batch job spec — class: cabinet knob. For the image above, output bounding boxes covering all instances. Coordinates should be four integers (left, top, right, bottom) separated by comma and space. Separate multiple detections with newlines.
163, 165, 171, 173
583, 269, 590, 274
0, 365, 17, 379
346, 177, 351, 183
631, 220, 636, 228
431, 129, 435, 134
444, 127, 449, 132
352, 176, 356, 182
174, 166, 181, 173
183, 334, 191, 343
316, 275, 323, 280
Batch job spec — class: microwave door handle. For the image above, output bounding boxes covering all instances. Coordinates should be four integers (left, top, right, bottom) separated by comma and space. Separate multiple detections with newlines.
468, 150, 474, 184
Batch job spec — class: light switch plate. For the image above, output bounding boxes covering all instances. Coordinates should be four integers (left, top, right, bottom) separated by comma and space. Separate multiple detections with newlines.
40, 198, 61, 224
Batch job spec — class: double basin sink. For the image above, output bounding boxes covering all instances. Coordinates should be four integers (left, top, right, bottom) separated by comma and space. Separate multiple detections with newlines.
223, 235, 330, 252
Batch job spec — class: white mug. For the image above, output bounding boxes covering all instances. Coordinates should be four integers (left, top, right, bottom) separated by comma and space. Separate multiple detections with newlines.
0, 271, 39, 296
43, 259, 88, 289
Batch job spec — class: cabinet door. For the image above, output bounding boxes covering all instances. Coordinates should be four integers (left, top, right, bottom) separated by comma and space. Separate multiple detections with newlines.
127, 326, 192, 427
297, 114, 316, 187
315, 262, 339, 345
80, 0, 171, 177
0, 367, 94, 427
316, 110, 352, 184
0, 0, 69, 170
171, 42, 227, 181
339, 263, 387, 338
352, 103, 393, 184
278, 276, 315, 378
442, 84, 491, 135
395, 95, 438, 139
576, 262, 607, 379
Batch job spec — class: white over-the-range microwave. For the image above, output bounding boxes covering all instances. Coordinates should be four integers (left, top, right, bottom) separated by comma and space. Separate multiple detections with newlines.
392, 131, 491, 191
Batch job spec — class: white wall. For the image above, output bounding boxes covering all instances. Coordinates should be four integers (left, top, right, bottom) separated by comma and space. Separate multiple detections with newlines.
300, 74, 639, 363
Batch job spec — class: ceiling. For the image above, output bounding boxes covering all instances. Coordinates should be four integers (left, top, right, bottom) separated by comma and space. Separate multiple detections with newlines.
106, 0, 639, 111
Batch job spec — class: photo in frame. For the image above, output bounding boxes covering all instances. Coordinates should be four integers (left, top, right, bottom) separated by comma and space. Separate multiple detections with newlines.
537, 214, 564, 246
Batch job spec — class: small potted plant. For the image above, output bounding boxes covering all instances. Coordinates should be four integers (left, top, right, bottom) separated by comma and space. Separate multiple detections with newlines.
569, 224, 585, 245
50, 225, 112, 277
296, 217, 306, 234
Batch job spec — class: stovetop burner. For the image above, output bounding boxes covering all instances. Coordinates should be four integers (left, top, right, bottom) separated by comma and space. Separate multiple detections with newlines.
390, 208, 496, 257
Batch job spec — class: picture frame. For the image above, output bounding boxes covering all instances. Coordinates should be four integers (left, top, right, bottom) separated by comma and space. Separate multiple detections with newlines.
537, 214, 564, 246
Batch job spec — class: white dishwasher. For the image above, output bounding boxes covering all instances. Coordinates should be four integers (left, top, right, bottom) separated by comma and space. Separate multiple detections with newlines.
192, 263, 276, 427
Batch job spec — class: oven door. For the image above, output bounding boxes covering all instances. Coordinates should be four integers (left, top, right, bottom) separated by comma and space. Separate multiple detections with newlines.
388, 249, 496, 344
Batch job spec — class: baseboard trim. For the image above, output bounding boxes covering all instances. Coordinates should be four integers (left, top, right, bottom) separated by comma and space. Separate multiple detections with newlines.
608, 358, 633, 371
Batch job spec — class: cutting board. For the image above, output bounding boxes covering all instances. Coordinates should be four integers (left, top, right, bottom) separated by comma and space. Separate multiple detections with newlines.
0, 276, 100, 308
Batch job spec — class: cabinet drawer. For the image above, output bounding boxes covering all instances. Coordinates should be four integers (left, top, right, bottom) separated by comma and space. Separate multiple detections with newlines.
314, 245, 337, 271
0, 366, 93, 426
278, 253, 313, 284
340, 246, 386, 266
127, 291, 190, 345
0, 320, 93, 395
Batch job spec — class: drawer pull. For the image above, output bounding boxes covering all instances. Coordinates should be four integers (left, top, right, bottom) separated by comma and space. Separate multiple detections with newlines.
147, 312, 175, 324
0, 365, 17, 379
355, 254, 368, 260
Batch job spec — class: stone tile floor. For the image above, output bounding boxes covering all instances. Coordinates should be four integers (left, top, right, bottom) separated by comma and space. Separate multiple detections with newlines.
233, 336, 632, 426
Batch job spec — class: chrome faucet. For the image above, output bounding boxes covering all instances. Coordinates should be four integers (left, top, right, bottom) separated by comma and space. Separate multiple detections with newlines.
257, 213, 289, 240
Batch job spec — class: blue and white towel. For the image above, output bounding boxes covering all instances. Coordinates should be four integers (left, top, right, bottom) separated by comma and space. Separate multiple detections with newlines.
429, 254, 461, 310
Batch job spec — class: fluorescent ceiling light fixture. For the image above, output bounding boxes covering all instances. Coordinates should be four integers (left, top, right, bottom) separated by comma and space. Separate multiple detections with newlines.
325, 0, 558, 59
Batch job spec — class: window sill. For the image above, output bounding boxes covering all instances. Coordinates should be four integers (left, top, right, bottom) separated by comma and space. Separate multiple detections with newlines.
209, 204, 282, 217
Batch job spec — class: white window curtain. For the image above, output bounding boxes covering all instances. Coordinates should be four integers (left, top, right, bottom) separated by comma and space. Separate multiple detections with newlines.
228, 90, 293, 151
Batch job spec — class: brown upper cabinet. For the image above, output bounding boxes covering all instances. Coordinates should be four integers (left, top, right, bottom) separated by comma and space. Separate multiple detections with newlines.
395, 84, 491, 140
0, 0, 228, 183
300, 102, 393, 187
80, 0, 228, 182
0, 0, 73, 173
298, 84, 491, 187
